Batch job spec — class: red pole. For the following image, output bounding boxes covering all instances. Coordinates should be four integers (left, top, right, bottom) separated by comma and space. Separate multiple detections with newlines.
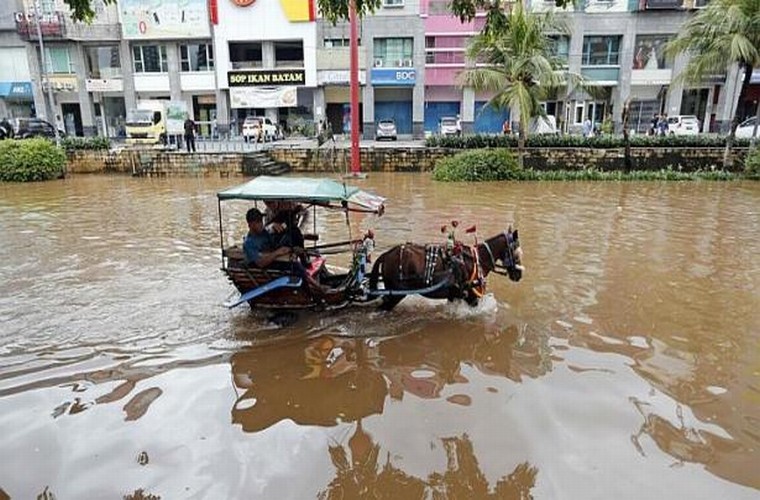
349, 0, 360, 174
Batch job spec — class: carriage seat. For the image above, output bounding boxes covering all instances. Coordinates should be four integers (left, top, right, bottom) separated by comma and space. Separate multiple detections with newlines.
225, 245, 325, 277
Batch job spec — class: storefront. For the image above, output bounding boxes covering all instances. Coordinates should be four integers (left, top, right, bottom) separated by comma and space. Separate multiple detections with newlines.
319, 70, 364, 135
423, 87, 460, 134
0, 81, 34, 118
371, 68, 414, 134
213, 0, 317, 135
86, 78, 126, 137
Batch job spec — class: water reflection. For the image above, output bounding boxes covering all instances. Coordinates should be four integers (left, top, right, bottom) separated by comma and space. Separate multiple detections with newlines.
231, 318, 546, 497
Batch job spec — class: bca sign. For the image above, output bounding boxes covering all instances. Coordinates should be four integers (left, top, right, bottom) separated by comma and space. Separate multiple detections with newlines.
371, 68, 416, 86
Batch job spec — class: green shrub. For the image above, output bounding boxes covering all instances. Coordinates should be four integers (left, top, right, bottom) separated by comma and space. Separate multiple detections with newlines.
433, 148, 521, 181
0, 139, 66, 182
425, 134, 752, 149
744, 148, 760, 179
61, 136, 111, 152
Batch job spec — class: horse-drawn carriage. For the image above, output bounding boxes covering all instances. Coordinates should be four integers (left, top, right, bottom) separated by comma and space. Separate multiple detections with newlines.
217, 176, 523, 313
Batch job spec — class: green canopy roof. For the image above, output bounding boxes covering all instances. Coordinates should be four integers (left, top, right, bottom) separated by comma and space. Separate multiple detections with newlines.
217, 176, 385, 212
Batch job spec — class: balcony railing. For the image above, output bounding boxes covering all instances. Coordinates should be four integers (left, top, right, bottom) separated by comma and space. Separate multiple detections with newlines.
15, 12, 65, 39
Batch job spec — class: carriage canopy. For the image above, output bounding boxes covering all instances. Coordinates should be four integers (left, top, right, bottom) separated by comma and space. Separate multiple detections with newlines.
217, 176, 385, 214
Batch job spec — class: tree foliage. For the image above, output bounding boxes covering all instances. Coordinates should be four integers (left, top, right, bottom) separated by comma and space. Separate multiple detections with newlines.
63, 0, 114, 22
458, 4, 584, 165
666, 0, 760, 166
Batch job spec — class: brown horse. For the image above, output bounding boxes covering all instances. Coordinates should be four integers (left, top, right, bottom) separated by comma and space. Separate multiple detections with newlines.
368, 227, 524, 311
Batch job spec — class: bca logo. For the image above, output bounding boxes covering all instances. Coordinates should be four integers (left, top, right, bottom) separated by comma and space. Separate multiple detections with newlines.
395, 71, 415, 81
231, 0, 256, 6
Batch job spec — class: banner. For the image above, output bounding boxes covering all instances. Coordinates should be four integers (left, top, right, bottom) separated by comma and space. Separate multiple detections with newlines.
230, 87, 298, 109
120, 0, 210, 39
165, 101, 189, 135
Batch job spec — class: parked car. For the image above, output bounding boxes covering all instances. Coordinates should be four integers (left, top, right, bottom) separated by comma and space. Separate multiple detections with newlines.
667, 115, 700, 136
439, 116, 460, 136
242, 116, 280, 142
375, 119, 397, 141
11, 117, 65, 139
735, 116, 760, 138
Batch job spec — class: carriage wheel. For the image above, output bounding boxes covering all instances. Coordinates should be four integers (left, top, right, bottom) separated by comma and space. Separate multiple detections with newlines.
380, 296, 403, 311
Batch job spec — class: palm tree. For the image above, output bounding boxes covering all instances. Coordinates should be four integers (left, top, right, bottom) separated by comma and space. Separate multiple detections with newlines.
459, 4, 582, 167
666, 0, 760, 167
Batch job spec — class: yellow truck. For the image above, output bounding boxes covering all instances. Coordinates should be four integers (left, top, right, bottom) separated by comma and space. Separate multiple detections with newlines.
125, 100, 188, 145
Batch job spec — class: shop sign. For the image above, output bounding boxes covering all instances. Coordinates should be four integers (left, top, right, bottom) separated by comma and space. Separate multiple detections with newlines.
370, 68, 416, 86
227, 69, 306, 87
85, 79, 124, 92
230, 87, 298, 108
120, 0, 210, 40
0, 81, 33, 99
42, 75, 78, 93
317, 70, 366, 86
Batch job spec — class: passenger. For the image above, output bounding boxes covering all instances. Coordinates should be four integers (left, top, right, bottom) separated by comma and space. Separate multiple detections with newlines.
244, 207, 327, 302
264, 200, 307, 250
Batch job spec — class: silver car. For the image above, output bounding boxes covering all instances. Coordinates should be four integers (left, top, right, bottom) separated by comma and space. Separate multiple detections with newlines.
375, 119, 397, 141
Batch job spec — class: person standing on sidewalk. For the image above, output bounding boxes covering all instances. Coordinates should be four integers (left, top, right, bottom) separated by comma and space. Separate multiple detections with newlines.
184, 117, 197, 153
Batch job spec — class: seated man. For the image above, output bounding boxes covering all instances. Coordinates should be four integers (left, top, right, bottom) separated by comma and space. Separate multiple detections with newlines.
244, 208, 327, 300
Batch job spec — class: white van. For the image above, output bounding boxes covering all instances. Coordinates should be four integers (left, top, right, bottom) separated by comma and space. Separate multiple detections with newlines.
667, 115, 700, 135
529, 115, 558, 135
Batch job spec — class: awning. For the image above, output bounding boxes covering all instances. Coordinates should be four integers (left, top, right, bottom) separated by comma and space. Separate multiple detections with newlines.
217, 176, 385, 213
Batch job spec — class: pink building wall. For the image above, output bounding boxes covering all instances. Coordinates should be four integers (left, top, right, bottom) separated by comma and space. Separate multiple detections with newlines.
422, 2, 484, 87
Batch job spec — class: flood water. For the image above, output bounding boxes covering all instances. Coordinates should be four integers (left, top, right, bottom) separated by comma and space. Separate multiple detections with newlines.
0, 174, 758, 499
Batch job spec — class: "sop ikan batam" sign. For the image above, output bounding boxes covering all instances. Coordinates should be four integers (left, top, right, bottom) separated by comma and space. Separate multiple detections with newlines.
227, 69, 306, 87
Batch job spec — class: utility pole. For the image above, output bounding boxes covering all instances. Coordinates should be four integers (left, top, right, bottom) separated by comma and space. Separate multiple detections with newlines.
348, 0, 360, 175
33, 0, 61, 146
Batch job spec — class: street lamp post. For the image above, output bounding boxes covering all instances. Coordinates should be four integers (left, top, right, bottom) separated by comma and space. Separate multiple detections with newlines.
33, 0, 61, 146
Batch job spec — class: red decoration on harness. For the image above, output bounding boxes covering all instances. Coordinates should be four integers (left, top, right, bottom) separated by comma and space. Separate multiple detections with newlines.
465, 225, 477, 234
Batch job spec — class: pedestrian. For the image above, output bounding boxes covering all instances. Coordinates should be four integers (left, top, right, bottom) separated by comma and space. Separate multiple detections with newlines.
502, 119, 511, 135
649, 113, 658, 136
582, 118, 592, 138
184, 116, 197, 152
657, 114, 669, 136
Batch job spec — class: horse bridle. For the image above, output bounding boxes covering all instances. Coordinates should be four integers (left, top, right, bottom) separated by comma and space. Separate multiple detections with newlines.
483, 232, 518, 276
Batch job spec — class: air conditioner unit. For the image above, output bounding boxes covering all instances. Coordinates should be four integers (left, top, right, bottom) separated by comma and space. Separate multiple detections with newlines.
374, 58, 383, 67
403, 59, 414, 67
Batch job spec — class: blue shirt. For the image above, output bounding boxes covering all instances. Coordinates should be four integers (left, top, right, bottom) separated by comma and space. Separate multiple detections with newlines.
244, 230, 274, 266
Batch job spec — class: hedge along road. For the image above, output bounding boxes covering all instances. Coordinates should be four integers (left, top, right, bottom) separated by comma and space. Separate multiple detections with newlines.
0, 173, 758, 499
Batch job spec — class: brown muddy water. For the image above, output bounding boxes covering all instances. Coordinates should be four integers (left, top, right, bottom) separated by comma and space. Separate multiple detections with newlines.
0, 174, 758, 500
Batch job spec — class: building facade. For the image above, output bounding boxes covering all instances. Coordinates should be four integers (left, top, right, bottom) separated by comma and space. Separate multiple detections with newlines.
213, 0, 317, 137
0, 0, 35, 120
0, 0, 748, 137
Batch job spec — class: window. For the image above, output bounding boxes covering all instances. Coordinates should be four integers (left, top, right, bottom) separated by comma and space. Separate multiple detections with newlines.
229, 42, 262, 70
324, 38, 361, 48
632, 35, 673, 69
383, 0, 405, 7
133, 45, 168, 73
274, 41, 304, 68
374, 37, 413, 67
39, 0, 55, 15
44, 47, 74, 74
548, 36, 570, 64
582, 36, 621, 65
180, 44, 214, 72
85, 46, 120, 79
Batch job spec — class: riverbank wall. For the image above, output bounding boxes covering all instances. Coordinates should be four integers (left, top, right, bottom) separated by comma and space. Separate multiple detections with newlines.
65, 146, 748, 176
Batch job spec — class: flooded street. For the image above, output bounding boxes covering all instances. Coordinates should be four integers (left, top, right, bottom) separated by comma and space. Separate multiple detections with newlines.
0, 174, 758, 499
